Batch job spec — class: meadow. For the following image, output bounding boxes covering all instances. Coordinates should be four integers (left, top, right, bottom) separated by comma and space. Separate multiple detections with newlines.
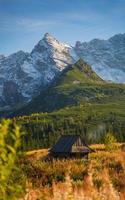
1, 120, 125, 200
20, 143, 125, 200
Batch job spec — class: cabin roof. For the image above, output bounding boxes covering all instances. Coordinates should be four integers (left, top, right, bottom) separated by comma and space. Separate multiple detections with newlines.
50, 135, 92, 153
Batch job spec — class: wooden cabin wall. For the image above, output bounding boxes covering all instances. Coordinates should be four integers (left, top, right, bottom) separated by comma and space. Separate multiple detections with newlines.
71, 138, 89, 153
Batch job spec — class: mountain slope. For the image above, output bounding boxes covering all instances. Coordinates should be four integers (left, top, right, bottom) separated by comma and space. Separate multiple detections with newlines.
0, 33, 77, 111
0, 32, 125, 113
11, 59, 125, 117
75, 33, 125, 83
56, 58, 103, 85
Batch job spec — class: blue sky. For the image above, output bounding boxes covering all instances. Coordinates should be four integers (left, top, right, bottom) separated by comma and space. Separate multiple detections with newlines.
1, 0, 125, 55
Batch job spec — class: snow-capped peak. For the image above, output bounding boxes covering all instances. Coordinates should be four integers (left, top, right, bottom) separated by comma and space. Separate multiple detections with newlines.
43, 32, 57, 41
31, 33, 78, 71
0, 32, 125, 111
75, 33, 125, 83
0, 33, 79, 111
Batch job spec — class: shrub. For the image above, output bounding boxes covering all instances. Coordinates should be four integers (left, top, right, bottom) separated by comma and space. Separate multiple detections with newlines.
23, 160, 66, 187
104, 132, 117, 151
0, 119, 25, 199
71, 172, 84, 182
93, 177, 103, 191
53, 172, 65, 182
70, 162, 88, 182
111, 177, 124, 192
108, 161, 123, 174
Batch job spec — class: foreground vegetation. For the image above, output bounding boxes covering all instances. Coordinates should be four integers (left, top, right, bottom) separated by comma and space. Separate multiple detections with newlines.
1, 118, 125, 200
0, 120, 26, 200
22, 144, 125, 200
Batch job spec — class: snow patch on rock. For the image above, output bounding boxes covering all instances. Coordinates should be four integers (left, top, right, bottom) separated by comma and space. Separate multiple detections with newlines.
75, 33, 125, 83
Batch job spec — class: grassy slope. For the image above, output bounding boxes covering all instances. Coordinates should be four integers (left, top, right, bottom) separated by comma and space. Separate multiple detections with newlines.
11, 59, 125, 149
12, 59, 125, 116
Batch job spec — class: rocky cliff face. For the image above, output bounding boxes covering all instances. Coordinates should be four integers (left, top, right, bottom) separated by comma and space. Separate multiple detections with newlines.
75, 33, 125, 83
0, 33, 77, 110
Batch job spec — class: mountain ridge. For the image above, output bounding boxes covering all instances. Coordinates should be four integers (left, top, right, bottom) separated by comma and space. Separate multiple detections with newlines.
0, 32, 125, 112
75, 33, 125, 82
10, 59, 125, 117
0, 33, 77, 111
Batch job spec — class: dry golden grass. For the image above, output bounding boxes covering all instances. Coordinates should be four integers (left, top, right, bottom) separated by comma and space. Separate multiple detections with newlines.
91, 142, 124, 151
23, 143, 125, 200
26, 148, 49, 161
25, 142, 125, 161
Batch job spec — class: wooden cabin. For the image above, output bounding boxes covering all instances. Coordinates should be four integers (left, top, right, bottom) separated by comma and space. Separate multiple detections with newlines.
49, 135, 93, 159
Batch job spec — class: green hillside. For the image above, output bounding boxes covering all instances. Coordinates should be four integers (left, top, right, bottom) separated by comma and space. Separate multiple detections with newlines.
56, 58, 103, 84
17, 100, 125, 150
11, 59, 125, 116
8, 59, 125, 150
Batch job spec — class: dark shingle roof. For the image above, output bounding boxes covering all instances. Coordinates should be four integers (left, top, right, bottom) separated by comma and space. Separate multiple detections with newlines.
50, 135, 91, 153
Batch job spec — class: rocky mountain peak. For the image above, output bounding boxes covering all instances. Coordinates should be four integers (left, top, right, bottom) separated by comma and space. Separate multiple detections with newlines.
0, 32, 125, 112
75, 33, 125, 83
109, 33, 125, 41
31, 33, 60, 55
0, 54, 5, 60
40, 32, 60, 47
43, 32, 56, 41
31, 33, 76, 72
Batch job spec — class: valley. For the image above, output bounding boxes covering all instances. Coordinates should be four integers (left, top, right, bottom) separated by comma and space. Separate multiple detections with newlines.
1, 0, 125, 199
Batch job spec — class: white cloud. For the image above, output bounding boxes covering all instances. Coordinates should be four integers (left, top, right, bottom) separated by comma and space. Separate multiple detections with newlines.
16, 18, 58, 29
0, 16, 63, 32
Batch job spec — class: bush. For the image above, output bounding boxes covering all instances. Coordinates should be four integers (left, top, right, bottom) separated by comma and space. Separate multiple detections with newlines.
111, 177, 124, 192
23, 160, 66, 187
0, 119, 25, 199
70, 161, 88, 182
53, 172, 65, 182
93, 177, 103, 191
71, 172, 83, 182
104, 132, 117, 151
108, 161, 123, 174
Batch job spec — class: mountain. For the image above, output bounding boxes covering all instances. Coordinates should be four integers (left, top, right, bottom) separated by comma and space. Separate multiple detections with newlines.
0, 33, 77, 111
75, 33, 125, 83
0, 32, 125, 112
7, 59, 103, 115
11, 59, 125, 116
